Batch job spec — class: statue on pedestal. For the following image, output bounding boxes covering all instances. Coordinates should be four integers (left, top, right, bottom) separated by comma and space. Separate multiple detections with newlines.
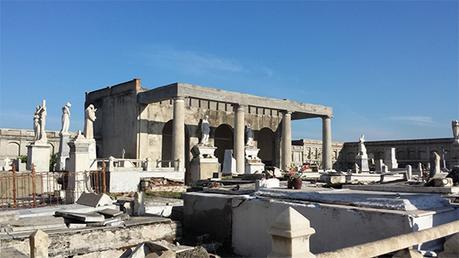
84, 104, 97, 140
355, 134, 369, 172
33, 100, 48, 143
358, 134, 367, 157
200, 115, 210, 146
61, 102, 71, 134
245, 123, 254, 147
453, 120, 459, 145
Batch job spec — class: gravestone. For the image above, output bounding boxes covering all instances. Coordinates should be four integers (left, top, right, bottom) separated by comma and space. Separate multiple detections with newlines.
384, 148, 398, 170
222, 149, 236, 175
189, 144, 219, 184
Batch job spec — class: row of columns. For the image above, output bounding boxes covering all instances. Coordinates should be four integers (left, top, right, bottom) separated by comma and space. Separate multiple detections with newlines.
171, 97, 332, 172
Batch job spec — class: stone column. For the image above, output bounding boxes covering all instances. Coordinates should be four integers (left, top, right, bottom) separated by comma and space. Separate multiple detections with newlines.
322, 116, 332, 170
172, 97, 185, 171
234, 105, 245, 174
281, 111, 292, 171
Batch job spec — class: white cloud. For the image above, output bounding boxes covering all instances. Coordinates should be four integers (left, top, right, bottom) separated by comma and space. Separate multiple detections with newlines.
140, 46, 245, 76
387, 116, 437, 126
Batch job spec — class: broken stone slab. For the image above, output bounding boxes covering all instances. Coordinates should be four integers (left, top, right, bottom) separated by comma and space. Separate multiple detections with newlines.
55, 211, 105, 223
97, 208, 123, 218
67, 223, 87, 229
76, 193, 113, 208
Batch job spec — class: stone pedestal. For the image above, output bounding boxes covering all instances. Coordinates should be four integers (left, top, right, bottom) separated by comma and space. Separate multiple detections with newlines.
189, 145, 220, 184
245, 147, 265, 174
66, 134, 92, 203
222, 149, 237, 175
68, 136, 91, 173
355, 155, 369, 173
27, 142, 51, 172
56, 133, 71, 171
88, 139, 97, 170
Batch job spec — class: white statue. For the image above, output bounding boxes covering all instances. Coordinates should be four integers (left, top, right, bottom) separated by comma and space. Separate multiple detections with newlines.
358, 134, 367, 157
33, 100, 47, 143
200, 115, 210, 145
61, 102, 71, 134
33, 106, 41, 141
452, 120, 459, 144
430, 151, 441, 178
84, 104, 97, 140
245, 123, 254, 147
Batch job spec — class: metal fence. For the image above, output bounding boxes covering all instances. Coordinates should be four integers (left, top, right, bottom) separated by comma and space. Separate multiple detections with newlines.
0, 163, 107, 209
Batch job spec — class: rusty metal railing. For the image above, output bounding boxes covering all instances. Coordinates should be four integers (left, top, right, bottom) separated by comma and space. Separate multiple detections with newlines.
0, 168, 109, 210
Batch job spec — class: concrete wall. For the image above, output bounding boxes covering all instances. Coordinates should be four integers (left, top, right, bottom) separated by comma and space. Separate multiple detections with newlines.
232, 198, 459, 256
182, 192, 459, 256
0, 128, 61, 160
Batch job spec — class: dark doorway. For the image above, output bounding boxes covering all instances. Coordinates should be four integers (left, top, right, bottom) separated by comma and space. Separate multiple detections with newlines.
161, 120, 173, 164
258, 127, 275, 166
214, 124, 234, 164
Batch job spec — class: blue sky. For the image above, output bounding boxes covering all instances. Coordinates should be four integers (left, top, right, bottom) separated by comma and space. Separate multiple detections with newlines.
1, 1, 457, 142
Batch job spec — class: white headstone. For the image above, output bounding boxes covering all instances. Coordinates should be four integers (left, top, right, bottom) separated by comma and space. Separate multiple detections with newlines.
384, 148, 398, 170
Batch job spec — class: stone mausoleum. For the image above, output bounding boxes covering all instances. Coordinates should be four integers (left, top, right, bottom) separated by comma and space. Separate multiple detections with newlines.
85, 79, 334, 173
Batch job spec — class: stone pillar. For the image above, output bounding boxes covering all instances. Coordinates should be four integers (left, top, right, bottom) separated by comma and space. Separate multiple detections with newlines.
322, 116, 332, 171
234, 105, 245, 174
172, 97, 185, 171
269, 207, 316, 258
281, 111, 292, 171
30, 229, 48, 258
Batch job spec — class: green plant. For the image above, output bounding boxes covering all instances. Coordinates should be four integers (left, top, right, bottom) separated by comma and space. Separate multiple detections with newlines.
49, 153, 58, 171
18, 155, 27, 163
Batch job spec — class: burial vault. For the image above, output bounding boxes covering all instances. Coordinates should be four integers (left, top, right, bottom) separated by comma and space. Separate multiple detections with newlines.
85, 79, 333, 173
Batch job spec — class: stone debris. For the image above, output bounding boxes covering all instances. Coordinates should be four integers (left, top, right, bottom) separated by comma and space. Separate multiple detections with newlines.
122, 240, 209, 258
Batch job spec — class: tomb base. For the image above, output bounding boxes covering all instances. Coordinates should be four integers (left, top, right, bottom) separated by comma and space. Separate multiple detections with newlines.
27, 142, 51, 172
244, 147, 265, 174
189, 157, 220, 184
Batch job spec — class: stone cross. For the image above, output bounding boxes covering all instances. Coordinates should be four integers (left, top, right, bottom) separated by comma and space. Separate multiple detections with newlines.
30, 229, 48, 258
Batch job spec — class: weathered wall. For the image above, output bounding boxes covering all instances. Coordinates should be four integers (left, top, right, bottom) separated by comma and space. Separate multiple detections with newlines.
138, 98, 283, 167
85, 79, 143, 159
0, 128, 61, 160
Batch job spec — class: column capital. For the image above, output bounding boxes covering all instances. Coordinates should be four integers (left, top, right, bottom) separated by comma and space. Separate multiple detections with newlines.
281, 110, 292, 115
173, 96, 185, 101
233, 104, 246, 112
322, 114, 333, 119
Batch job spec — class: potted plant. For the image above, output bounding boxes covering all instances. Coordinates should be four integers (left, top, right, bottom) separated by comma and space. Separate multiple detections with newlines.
287, 165, 303, 189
